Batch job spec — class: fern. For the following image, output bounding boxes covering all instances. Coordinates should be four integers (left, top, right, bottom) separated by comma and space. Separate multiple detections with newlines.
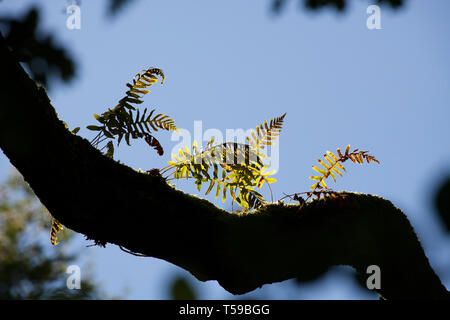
83, 66, 380, 214
144, 133, 164, 156
163, 114, 285, 212
166, 143, 269, 210
92, 107, 176, 146
309, 145, 379, 191
105, 141, 114, 159
87, 67, 177, 158
281, 145, 379, 208
246, 113, 286, 150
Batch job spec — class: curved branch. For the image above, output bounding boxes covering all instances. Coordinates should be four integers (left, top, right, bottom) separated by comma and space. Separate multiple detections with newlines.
0, 33, 448, 299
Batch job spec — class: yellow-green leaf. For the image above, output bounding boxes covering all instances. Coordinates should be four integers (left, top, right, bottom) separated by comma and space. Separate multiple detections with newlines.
318, 159, 331, 170
311, 182, 320, 190
215, 181, 221, 198
222, 184, 227, 203
87, 125, 103, 131
331, 166, 343, 176
206, 180, 215, 195
312, 166, 327, 176
71, 127, 80, 134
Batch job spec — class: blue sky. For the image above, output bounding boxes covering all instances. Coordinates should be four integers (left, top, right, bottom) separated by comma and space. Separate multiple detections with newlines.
1, 0, 450, 299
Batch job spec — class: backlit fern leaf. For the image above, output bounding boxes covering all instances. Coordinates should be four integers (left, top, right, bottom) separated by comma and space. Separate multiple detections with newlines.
279, 146, 379, 209
309, 145, 379, 191
105, 141, 114, 159
164, 114, 285, 211
50, 218, 63, 246
292, 144, 380, 207
164, 131, 278, 211
144, 133, 164, 156
111, 107, 176, 146
125, 68, 165, 104
246, 113, 286, 149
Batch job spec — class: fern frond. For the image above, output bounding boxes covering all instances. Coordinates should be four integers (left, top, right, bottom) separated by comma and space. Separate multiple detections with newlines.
100, 67, 165, 123
50, 218, 63, 246
166, 140, 274, 211
133, 108, 177, 133
246, 113, 286, 149
202, 142, 264, 167
87, 67, 177, 157
234, 187, 264, 210
109, 108, 177, 146
105, 141, 114, 159
279, 146, 379, 210
124, 67, 165, 106
144, 133, 164, 156
163, 114, 285, 211
309, 145, 379, 191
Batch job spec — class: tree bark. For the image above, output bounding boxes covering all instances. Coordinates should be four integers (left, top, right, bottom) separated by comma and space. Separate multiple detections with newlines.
0, 33, 448, 299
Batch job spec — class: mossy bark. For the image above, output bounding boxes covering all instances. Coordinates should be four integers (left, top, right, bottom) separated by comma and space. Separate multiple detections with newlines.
0, 34, 448, 299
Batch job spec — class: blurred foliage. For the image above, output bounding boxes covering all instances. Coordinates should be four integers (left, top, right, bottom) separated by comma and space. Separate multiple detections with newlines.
434, 176, 450, 232
169, 276, 197, 300
0, 7, 76, 90
0, 0, 406, 90
0, 171, 105, 299
271, 0, 404, 13
106, 0, 405, 17
107, 0, 136, 16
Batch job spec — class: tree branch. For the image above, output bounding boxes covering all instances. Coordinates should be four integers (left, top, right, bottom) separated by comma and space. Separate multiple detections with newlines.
0, 33, 448, 299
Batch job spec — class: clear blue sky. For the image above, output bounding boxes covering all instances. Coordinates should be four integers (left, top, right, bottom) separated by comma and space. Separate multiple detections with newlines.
1, 0, 450, 299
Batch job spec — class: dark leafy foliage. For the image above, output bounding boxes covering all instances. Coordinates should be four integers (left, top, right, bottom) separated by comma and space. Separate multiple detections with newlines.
0, 7, 76, 89
87, 67, 177, 158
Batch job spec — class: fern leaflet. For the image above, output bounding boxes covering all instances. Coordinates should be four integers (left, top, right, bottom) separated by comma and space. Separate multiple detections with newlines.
246, 113, 286, 150
50, 218, 63, 246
